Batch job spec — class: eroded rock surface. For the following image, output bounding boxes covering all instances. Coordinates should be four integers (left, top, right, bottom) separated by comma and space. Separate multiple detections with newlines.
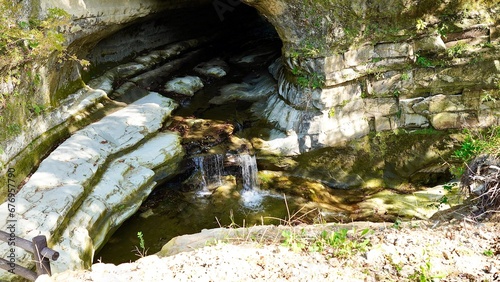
0, 93, 182, 279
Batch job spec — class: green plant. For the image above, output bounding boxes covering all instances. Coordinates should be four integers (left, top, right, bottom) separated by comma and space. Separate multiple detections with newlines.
400, 72, 410, 81
7, 124, 21, 136
0, 3, 73, 72
437, 23, 448, 38
392, 218, 402, 229
281, 227, 372, 258
31, 104, 45, 116
294, 70, 325, 89
409, 253, 446, 282
482, 42, 494, 48
328, 107, 335, 118
453, 135, 482, 163
415, 19, 428, 31
443, 182, 456, 192
134, 231, 148, 258
396, 109, 402, 119
282, 229, 307, 252
416, 55, 434, 68
481, 91, 497, 103
483, 249, 494, 257
447, 42, 468, 58
450, 126, 500, 177
319, 228, 371, 258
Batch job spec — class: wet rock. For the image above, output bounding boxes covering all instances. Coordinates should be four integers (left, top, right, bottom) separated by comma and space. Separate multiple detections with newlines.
166, 116, 234, 155
165, 76, 204, 96
251, 129, 301, 156
194, 58, 229, 78
210, 74, 276, 104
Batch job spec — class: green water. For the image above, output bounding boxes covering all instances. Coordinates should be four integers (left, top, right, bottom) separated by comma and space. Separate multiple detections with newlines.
95, 182, 308, 264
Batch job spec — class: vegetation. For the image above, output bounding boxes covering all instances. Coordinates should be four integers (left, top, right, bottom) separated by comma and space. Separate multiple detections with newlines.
292, 67, 325, 89
282, 227, 372, 258
446, 42, 469, 58
452, 127, 500, 169
0, 1, 73, 72
134, 231, 148, 258
0, 1, 89, 143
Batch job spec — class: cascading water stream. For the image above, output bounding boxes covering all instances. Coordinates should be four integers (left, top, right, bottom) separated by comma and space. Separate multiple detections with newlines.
191, 153, 269, 208
237, 153, 270, 209
192, 154, 224, 195
238, 154, 259, 190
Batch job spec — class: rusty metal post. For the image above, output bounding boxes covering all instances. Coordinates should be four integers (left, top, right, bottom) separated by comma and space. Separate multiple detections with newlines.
32, 235, 51, 276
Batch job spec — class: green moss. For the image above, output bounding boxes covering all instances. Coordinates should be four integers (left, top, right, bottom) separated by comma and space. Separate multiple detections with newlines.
0, 123, 71, 203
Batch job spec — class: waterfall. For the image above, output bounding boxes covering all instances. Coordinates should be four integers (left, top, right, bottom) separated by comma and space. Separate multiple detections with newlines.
192, 154, 224, 194
238, 154, 259, 190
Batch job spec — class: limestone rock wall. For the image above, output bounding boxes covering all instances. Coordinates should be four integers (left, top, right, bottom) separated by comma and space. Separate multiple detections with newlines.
0, 92, 184, 280
244, 0, 500, 151
0, 0, 217, 201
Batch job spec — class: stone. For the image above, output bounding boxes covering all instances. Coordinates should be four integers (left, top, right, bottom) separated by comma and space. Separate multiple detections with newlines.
324, 54, 345, 73
375, 116, 393, 132
414, 35, 447, 53
399, 97, 424, 114
366, 71, 401, 97
251, 129, 301, 156
318, 83, 361, 109
0, 87, 108, 175
210, 74, 276, 104
194, 58, 229, 78
52, 132, 184, 272
344, 45, 374, 67
431, 112, 461, 129
428, 94, 467, 113
374, 42, 412, 58
402, 114, 429, 128
165, 76, 204, 96
0, 92, 178, 280
364, 98, 398, 117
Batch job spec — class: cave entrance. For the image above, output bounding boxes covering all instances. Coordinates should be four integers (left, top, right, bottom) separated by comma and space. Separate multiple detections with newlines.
90, 3, 286, 264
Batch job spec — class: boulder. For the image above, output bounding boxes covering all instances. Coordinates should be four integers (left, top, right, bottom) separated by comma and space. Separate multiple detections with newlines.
165, 76, 204, 96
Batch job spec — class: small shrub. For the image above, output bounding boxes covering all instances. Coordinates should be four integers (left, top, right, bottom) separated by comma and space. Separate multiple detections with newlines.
134, 231, 148, 258
400, 72, 410, 81
415, 19, 428, 31
281, 227, 372, 258
447, 42, 468, 58
416, 55, 434, 68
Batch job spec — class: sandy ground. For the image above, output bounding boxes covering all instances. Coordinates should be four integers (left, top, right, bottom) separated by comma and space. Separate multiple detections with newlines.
37, 218, 500, 282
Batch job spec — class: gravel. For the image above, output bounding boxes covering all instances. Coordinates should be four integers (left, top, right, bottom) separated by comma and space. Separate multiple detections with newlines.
37, 221, 500, 282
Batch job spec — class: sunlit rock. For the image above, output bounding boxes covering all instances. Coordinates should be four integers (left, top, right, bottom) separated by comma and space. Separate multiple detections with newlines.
165, 76, 204, 96
194, 58, 229, 78
0, 92, 177, 280
52, 132, 184, 272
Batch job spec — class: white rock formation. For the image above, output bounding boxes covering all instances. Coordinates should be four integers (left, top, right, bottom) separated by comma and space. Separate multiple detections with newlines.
0, 92, 179, 280
194, 58, 229, 78
53, 132, 184, 272
210, 74, 276, 104
165, 76, 204, 96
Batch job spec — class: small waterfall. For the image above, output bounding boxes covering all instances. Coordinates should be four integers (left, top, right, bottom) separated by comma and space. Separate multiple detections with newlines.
237, 154, 263, 210
192, 154, 224, 195
238, 154, 259, 190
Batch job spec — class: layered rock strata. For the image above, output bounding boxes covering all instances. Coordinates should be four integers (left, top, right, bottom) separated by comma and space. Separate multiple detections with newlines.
0, 93, 183, 280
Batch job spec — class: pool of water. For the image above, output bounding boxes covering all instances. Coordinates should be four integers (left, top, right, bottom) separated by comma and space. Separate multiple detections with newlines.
95, 180, 313, 264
